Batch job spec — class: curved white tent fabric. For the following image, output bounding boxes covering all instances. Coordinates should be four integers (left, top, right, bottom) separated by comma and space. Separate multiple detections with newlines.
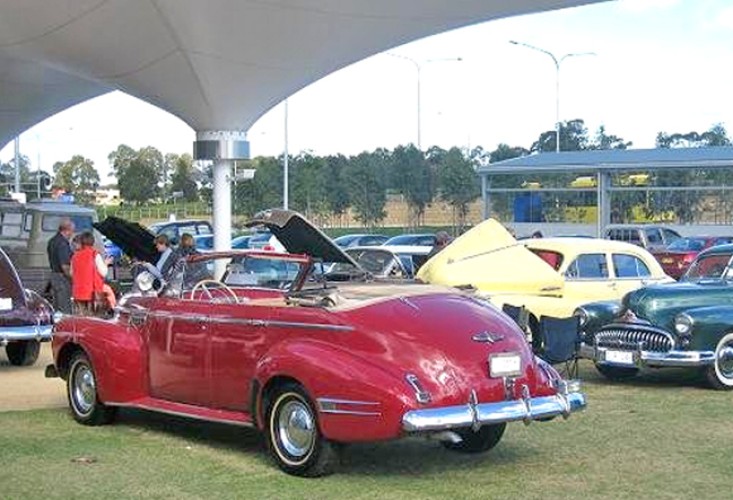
0, 0, 605, 253
1, 0, 604, 146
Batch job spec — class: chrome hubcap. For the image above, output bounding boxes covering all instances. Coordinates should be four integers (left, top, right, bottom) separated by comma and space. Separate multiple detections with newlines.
717, 344, 733, 381
73, 364, 96, 415
277, 399, 315, 458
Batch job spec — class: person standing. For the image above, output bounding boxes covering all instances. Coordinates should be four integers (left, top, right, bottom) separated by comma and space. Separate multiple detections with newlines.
153, 234, 174, 278
176, 232, 198, 258
46, 218, 75, 313
426, 231, 452, 260
70, 231, 113, 315
169, 232, 203, 284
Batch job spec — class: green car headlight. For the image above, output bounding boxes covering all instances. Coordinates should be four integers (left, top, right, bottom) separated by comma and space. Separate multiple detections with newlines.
574, 307, 589, 328
674, 313, 694, 337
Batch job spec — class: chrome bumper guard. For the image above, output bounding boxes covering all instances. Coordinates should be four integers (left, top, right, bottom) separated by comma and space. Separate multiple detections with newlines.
579, 342, 716, 368
402, 381, 586, 433
0, 324, 53, 344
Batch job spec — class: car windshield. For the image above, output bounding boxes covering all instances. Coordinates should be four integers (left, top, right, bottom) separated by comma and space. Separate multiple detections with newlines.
231, 235, 251, 249
163, 254, 307, 295
329, 249, 388, 275
683, 253, 733, 280
42, 214, 94, 232
384, 234, 433, 246
333, 235, 359, 247
667, 238, 706, 251
195, 235, 215, 249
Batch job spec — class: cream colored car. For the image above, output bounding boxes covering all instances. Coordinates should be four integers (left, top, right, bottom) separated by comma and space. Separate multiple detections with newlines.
416, 219, 673, 332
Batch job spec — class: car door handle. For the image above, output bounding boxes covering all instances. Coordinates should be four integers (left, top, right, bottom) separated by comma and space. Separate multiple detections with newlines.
540, 286, 561, 292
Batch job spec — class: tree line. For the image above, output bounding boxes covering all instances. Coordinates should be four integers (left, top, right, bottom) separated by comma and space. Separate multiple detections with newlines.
1, 119, 731, 227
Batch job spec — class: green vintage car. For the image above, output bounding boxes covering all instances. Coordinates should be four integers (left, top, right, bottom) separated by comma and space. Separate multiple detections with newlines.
575, 243, 733, 390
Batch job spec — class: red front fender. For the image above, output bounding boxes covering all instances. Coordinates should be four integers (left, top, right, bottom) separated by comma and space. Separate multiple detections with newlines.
53, 317, 146, 404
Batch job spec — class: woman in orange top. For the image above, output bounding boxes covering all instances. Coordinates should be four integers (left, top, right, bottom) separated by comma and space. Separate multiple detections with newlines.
70, 231, 115, 314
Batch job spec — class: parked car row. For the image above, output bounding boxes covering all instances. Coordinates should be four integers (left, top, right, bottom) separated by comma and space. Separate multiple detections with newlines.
576, 241, 733, 390
418, 218, 733, 391
417, 219, 673, 339
8, 209, 733, 480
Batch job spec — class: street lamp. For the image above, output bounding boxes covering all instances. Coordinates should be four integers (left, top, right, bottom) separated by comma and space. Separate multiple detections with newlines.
283, 99, 289, 210
387, 53, 462, 150
509, 40, 595, 153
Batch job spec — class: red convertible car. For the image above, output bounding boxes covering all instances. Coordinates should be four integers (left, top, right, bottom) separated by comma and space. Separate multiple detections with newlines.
47, 210, 586, 476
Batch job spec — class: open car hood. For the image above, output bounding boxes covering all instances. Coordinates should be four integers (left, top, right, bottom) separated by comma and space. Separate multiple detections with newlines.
93, 216, 158, 263
416, 218, 564, 294
246, 209, 360, 267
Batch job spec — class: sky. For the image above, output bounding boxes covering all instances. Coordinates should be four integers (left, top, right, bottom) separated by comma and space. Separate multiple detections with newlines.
2, 0, 733, 184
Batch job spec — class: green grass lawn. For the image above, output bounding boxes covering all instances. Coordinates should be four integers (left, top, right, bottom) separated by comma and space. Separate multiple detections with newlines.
2, 362, 732, 499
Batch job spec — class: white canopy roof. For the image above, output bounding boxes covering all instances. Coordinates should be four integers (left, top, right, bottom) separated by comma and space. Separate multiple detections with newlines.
0, 0, 604, 148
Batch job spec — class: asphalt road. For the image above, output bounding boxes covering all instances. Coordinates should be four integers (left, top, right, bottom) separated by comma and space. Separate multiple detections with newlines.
0, 343, 66, 412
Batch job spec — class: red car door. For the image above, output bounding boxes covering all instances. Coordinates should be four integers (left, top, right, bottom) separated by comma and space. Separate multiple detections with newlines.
146, 297, 212, 406
208, 301, 273, 411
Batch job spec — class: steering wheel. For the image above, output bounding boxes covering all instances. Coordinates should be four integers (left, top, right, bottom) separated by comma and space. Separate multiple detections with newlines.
190, 279, 239, 303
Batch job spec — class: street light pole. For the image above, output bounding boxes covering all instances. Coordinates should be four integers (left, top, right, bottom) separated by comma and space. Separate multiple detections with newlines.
14, 136, 20, 193
283, 99, 289, 210
509, 40, 595, 153
387, 54, 462, 151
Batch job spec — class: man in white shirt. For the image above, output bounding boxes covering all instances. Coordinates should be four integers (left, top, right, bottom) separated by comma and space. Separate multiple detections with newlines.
147, 234, 173, 279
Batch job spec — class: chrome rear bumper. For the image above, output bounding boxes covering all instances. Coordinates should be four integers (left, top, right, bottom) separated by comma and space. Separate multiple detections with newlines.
402, 382, 586, 432
0, 324, 52, 344
579, 342, 715, 368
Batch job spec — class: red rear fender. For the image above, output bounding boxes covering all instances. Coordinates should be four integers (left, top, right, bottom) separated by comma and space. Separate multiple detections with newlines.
256, 339, 412, 442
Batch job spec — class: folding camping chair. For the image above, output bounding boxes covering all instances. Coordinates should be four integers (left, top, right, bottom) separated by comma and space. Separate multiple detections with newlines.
502, 303, 530, 338
536, 315, 581, 379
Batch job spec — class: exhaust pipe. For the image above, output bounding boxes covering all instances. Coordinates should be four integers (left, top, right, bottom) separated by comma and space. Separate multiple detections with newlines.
428, 431, 463, 444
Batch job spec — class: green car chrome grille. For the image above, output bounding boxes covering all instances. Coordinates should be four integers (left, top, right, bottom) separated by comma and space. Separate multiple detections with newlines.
595, 326, 674, 352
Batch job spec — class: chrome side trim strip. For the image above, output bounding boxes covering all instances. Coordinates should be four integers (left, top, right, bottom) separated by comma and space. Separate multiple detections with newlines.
317, 397, 382, 416
317, 398, 380, 406
319, 409, 382, 416
260, 320, 354, 332
126, 309, 353, 332
146, 311, 209, 322
402, 391, 586, 432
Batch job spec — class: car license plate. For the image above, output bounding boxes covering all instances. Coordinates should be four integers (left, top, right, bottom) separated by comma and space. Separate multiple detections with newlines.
605, 350, 634, 365
489, 353, 522, 377
661, 258, 673, 264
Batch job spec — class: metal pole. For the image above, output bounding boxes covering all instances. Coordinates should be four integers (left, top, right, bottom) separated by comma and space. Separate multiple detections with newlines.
212, 158, 232, 277
283, 99, 289, 210
554, 62, 560, 153
14, 136, 20, 193
386, 54, 461, 151
37, 135, 41, 199
416, 65, 422, 150
509, 41, 595, 153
